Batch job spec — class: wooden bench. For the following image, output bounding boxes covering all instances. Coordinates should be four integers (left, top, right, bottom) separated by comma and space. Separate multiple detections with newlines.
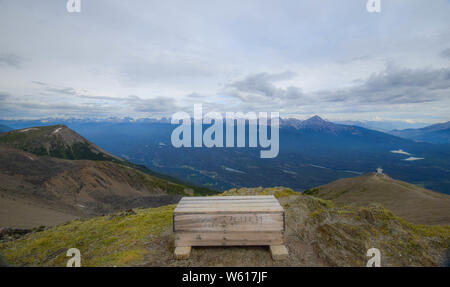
173, 195, 288, 260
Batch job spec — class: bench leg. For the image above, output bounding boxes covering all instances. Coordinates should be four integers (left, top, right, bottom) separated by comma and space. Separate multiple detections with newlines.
174, 246, 191, 260
270, 245, 289, 260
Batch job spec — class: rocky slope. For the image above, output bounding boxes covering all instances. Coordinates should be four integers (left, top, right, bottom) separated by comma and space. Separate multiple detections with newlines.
1, 188, 448, 267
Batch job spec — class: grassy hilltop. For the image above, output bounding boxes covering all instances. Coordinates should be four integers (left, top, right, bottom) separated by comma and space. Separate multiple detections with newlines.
1, 188, 448, 267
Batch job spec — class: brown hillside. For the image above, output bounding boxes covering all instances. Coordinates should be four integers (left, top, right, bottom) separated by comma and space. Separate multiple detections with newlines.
306, 173, 450, 225
0, 146, 188, 228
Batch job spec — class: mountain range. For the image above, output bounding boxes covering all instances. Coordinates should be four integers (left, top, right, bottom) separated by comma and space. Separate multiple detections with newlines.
390, 121, 450, 144
1, 117, 449, 194
0, 125, 11, 133
24, 115, 446, 194
335, 120, 429, 132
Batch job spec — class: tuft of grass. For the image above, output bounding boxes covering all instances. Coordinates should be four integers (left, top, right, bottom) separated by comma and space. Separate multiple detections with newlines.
315, 197, 334, 208
303, 188, 319, 196
0, 205, 175, 267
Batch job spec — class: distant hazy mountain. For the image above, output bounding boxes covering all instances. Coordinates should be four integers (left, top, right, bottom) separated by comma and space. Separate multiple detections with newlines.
0, 124, 12, 133
0, 117, 171, 130
0, 117, 428, 132
305, 172, 450, 225
390, 121, 450, 144
335, 120, 428, 132
284, 115, 355, 132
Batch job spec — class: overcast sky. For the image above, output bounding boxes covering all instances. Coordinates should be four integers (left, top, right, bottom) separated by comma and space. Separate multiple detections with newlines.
0, 0, 449, 123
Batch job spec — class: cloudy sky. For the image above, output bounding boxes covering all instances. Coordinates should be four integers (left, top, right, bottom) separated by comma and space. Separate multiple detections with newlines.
0, 0, 449, 123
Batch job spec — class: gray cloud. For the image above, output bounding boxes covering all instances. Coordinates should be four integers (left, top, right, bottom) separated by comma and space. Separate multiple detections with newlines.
0, 53, 22, 68
32, 82, 106, 100
319, 65, 450, 105
1, 1, 449, 122
185, 92, 207, 99
76, 95, 124, 101
45, 87, 78, 96
7, 63, 448, 120
119, 56, 216, 84
227, 71, 304, 102
0, 100, 114, 118
31, 81, 46, 86
30, 82, 179, 114
0, 86, 180, 119
337, 55, 372, 65
0, 92, 10, 101
126, 95, 180, 114
31, 81, 80, 96
219, 64, 450, 116
440, 48, 450, 59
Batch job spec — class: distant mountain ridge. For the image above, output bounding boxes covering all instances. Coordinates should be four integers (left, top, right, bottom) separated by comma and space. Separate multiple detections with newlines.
38, 116, 449, 194
390, 121, 450, 144
0, 124, 12, 133
282, 115, 362, 134
0, 116, 431, 130
1, 117, 449, 194
335, 120, 429, 132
